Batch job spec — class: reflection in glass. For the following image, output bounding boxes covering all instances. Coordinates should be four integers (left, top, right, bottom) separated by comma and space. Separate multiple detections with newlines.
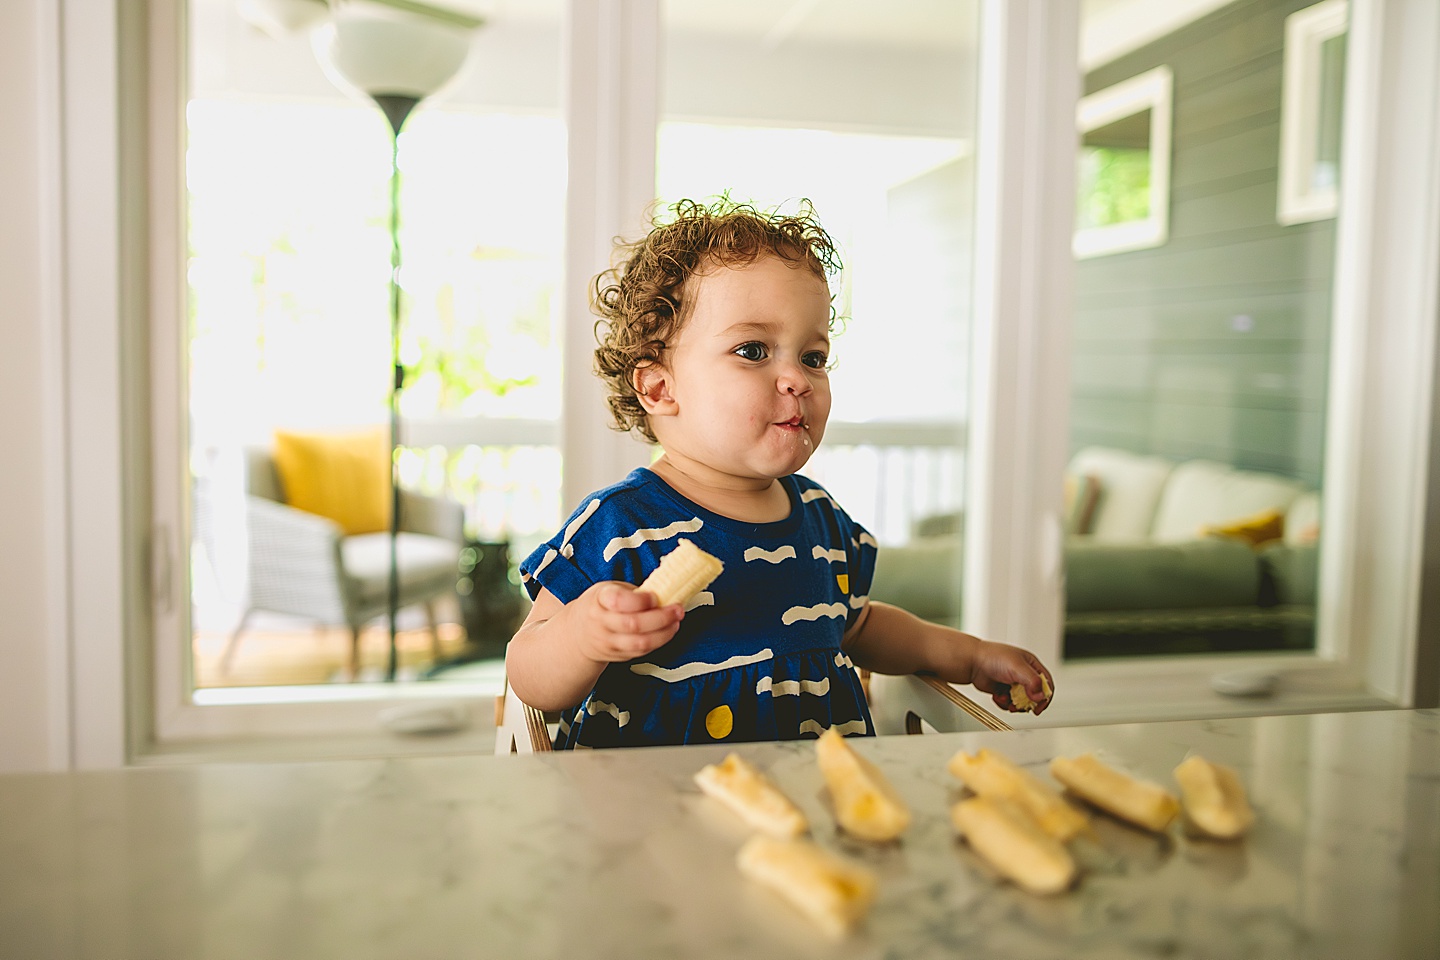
1065, 0, 1342, 662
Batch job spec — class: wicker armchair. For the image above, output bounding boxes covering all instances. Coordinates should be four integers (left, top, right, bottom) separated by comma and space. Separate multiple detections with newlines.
200, 447, 464, 678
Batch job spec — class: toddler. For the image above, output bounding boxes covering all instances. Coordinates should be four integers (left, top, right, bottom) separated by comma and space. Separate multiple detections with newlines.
506, 198, 1052, 749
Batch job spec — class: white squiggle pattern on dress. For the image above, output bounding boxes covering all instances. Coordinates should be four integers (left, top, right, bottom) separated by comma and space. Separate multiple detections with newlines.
630, 649, 774, 682
834, 651, 855, 669
587, 699, 630, 727
602, 518, 704, 561
849, 593, 869, 609
800, 488, 840, 508
744, 545, 797, 564
855, 531, 878, 549
812, 546, 847, 563
756, 676, 831, 697
781, 602, 848, 625
683, 591, 714, 611
799, 717, 868, 737
531, 498, 603, 580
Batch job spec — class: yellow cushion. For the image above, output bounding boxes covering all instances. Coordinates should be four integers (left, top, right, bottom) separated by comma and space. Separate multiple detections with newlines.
1201, 508, 1285, 547
272, 428, 392, 536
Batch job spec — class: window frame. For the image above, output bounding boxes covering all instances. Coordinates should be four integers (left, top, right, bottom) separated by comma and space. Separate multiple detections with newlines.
51, 0, 1440, 765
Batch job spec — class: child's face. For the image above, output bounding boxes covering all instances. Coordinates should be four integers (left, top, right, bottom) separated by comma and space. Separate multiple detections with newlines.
644, 254, 833, 485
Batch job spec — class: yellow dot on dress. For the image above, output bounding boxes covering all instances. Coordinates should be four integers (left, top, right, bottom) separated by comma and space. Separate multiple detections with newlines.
705, 704, 734, 739
836, 574, 850, 594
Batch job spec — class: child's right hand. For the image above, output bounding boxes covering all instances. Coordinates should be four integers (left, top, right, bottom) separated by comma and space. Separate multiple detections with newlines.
571, 581, 685, 664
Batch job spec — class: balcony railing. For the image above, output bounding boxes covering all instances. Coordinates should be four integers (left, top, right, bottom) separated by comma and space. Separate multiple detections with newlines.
400, 415, 967, 548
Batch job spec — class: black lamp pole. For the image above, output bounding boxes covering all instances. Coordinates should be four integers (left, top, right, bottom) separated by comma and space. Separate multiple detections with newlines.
375, 93, 421, 683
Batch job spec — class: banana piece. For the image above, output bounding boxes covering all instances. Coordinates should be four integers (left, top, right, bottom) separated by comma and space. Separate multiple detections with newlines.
1173, 754, 1254, 839
947, 748, 1089, 842
1010, 673, 1053, 712
951, 795, 1078, 895
737, 834, 877, 938
815, 727, 911, 841
638, 539, 724, 608
1049, 753, 1180, 833
694, 752, 808, 838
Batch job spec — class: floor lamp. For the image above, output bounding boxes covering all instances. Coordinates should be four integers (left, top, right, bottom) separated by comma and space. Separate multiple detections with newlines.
314, 8, 476, 680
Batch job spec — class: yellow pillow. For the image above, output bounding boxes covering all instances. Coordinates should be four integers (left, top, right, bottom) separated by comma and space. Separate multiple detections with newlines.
272, 428, 392, 536
1201, 508, 1285, 547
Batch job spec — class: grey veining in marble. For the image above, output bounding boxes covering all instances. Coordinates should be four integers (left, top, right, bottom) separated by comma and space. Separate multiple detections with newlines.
1, 710, 1437, 959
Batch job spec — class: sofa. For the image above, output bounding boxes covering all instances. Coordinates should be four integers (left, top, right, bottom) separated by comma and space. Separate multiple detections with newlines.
870, 446, 1321, 657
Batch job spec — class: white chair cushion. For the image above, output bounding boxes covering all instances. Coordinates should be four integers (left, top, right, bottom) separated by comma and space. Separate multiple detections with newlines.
1150, 460, 1308, 543
342, 532, 461, 605
1067, 446, 1176, 542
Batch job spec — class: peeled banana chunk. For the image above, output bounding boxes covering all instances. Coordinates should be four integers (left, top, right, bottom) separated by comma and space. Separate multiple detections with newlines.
1010, 673, 1053, 712
1050, 753, 1180, 833
816, 727, 911, 842
638, 539, 724, 608
948, 747, 1088, 842
1173, 754, 1254, 839
694, 752, 808, 838
737, 834, 877, 938
952, 795, 1079, 895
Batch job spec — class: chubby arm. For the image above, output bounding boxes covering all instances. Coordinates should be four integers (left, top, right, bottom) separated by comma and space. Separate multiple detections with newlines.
504, 583, 685, 713
842, 600, 1054, 715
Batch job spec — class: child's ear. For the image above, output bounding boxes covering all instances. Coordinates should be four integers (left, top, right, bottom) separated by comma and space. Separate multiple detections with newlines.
633, 362, 677, 416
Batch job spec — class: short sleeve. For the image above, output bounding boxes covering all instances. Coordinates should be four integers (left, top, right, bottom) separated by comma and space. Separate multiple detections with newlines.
518, 495, 633, 605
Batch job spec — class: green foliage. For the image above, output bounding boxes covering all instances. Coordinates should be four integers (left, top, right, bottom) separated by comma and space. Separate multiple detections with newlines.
1077, 147, 1151, 230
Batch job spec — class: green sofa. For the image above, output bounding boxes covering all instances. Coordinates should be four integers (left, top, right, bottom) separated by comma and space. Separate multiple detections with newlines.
870, 446, 1320, 656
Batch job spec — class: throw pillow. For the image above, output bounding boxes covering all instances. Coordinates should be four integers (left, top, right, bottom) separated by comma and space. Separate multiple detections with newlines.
272, 427, 392, 536
1062, 473, 1101, 536
1201, 507, 1285, 547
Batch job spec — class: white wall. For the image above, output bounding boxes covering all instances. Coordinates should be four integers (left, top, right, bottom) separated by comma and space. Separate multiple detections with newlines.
0, 0, 59, 772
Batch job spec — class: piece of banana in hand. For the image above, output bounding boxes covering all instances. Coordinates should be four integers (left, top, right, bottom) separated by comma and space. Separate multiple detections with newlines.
694, 752, 808, 838
637, 539, 724, 609
737, 834, 877, 938
1173, 754, 1254, 839
1049, 753, 1180, 833
948, 748, 1089, 842
1009, 673, 1053, 712
815, 727, 911, 842
951, 795, 1079, 895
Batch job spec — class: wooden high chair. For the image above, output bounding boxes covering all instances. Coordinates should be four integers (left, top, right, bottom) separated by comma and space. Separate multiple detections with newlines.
494, 670, 1011, 754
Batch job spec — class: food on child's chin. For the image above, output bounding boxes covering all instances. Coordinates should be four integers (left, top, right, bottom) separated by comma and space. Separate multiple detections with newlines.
736, 834, 877, 938
637, 538, 724, 608
815, 727, 911, 842
947, 747, 1088, 842
1049, 753, 1180, 833
951, 795, 1078, 895
1173, 754, 1254, 839
1009, 673, 1053, 712
694, 752, 808, 838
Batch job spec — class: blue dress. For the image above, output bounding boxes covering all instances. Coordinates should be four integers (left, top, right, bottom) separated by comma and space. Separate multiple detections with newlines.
519, 468, 878, 749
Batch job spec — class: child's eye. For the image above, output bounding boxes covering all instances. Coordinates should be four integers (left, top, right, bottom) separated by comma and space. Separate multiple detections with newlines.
734, 342, 768, 361
803, 351, 829, 369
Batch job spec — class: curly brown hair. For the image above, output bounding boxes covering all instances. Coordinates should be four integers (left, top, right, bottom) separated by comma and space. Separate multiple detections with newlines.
592, 197, 843, 443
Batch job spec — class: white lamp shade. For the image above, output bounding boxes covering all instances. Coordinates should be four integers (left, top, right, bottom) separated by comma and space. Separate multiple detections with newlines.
313, 10, 473, 102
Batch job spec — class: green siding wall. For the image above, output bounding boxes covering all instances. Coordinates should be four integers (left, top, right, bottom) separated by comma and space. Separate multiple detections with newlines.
1073, 0, 1336, 487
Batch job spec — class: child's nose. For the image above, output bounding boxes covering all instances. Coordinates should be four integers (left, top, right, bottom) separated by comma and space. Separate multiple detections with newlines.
777, 364, 812, 395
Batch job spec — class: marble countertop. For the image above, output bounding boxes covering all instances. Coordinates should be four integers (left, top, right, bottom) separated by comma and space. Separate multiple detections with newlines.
2, 709, 1437, 960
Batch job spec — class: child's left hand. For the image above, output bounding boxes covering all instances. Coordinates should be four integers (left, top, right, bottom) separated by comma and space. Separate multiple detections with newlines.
969, 640, 1054, 715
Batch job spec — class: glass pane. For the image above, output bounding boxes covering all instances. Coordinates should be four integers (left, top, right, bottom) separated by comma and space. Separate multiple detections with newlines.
186, 0, 561, 689
1064, 0, 1335, 661
1078, 108, 1153, 229
657, 1, 980, 628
